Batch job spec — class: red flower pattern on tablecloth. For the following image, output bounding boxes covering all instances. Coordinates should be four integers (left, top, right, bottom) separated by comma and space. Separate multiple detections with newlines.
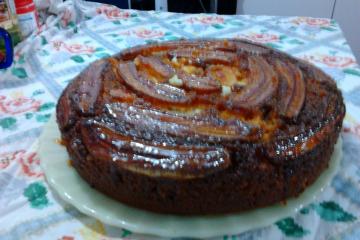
61, 9, 73, 27
187, 16, 224, 25
0, 150, 25, 170
133, 28, 164, 39
118, 30, 131, 36
58, 236, 74, 240
52, 40, 63, 51
239, 33, 279, 44
96, 6, 130, 20
293, 17, 331, 27
52, 41, 95, 54
63, 43, 95, 54
303, 55, 356, 68
0, 96, 41, 115
18, 152, 43, 178
343, 125, 360, 138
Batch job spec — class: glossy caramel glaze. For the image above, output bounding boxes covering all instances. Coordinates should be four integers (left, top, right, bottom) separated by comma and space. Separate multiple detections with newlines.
57, 39, 345, 179
57, 39, 345, 214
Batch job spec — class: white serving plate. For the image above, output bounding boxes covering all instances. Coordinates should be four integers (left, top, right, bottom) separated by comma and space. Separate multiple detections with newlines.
39, 114, 342, 238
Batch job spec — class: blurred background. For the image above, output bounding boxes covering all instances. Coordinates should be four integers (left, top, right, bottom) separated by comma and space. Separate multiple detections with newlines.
87, 0, 359, 62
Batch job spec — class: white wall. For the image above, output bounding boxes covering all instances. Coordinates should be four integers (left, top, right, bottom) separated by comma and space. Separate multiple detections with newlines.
236, 0, 336, 18
236, 0, 359, 62
333, 0, 360, 62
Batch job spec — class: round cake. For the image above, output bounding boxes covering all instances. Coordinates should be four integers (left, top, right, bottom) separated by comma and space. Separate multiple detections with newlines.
56, 39, 345, 215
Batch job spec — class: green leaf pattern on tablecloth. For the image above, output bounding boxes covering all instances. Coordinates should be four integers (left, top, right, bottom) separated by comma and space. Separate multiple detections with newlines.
38, 102, 56, 112
23, 182, 50, 209
18, 55, 25, 64
112, 20, 121, 25
299, 207, 310, 215
36, 113, 52, 123
95, 47, 105, 52
343, 68, 360, 77
121, 229, 132, 238
313, 201, 357, 222
25, 113, 33, 119
212, 23, 224, 29
95, 52, 111, 59
275, 218, 310, 238
11, 67, 28, 78
321, 26, 336, 32
32, 89, 45, 96
265, 42, 282, 49
41, 36, 48, 46
70, 55, 85, 63
0, 117, 17, 130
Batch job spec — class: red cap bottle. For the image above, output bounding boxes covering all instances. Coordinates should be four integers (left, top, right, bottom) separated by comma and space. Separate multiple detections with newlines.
14, 0, 39, 37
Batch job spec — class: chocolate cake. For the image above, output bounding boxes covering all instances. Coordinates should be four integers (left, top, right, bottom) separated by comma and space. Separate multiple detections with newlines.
56, 39, 345, 215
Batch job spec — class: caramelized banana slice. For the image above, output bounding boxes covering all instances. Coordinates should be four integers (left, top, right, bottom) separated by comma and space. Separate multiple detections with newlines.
118, 62, 194, 104
80, 121, 230, 179
177, 71, 221, 93
136, 55, 175, 79
168, 49, 236, 65
229, 56, 278, 108
275, 60, 305, 118
105, 103, 261, 142
211, 40, 271, 55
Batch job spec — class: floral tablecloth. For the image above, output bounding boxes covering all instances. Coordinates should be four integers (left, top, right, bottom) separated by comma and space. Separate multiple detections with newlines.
1, 0, 360, 239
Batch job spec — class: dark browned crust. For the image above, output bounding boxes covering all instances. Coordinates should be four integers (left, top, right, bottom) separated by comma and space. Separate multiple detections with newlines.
56, 39, 345, 215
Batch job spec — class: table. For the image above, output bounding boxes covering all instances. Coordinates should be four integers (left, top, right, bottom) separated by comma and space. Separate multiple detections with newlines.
1, 0, 360, 239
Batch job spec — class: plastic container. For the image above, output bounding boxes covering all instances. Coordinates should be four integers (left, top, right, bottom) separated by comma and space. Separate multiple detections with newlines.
0, 27, 13, 68
0, 0, 22, 59
14, 0, 39, 37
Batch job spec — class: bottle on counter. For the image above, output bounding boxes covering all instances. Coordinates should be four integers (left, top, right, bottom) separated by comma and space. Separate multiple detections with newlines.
0, 0, 22, 53
14, 0, 39, 38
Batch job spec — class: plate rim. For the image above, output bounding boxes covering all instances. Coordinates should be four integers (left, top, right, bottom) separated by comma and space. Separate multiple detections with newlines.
39, 114, 342, 238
